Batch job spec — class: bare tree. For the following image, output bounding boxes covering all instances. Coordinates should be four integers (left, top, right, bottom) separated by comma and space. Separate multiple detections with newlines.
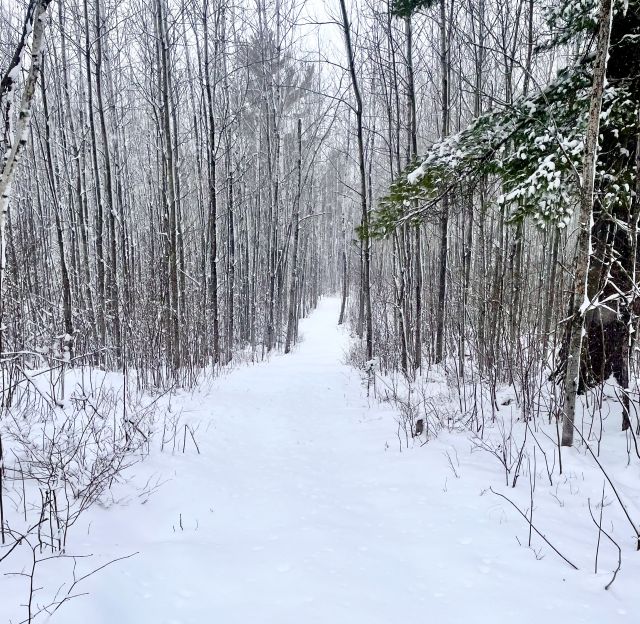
562, 0, 614, 447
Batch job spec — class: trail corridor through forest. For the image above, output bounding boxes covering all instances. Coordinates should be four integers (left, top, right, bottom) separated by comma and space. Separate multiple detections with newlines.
58, 299, 629, 624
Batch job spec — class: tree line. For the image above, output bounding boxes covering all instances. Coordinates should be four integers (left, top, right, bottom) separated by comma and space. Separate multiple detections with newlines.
1, 0, 639, 450
339, 0, 639, 447
0, 0, 347, 390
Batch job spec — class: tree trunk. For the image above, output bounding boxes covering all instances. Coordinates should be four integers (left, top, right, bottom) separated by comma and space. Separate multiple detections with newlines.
156, 0, 181, 371
435, 0, 450, 364
83, 0, 107, 349
339, 0, 373, 362
0, 0, 52, 355
285, 119, 303, 354
203, 1, 220, 365
562, 0, 613, 447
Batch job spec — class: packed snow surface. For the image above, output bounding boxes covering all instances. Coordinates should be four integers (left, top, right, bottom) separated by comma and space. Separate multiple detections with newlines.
4, 298, 638, 623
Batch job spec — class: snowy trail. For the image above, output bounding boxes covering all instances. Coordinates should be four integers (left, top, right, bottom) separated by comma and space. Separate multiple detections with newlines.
60, 298, 630, 624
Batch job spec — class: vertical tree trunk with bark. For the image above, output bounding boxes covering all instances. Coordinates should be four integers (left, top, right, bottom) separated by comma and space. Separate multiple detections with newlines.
156, 0, 181, 371
39, 68, 74, 355
83, 0, 108, 350
562, 0, 613, 447
405, 15, 422, 371
203, 0, 220, 365
285, 119, 303, 354
0, 0, 52, 355
94, 0, 122, 366
435, 0, 450, 364
339, 0, 373, 362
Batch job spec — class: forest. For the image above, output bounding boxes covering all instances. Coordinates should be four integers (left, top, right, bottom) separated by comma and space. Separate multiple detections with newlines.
0, 0, 639, 622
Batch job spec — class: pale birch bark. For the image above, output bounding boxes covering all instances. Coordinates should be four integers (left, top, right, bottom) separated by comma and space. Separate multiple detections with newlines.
0, 0, 52, 348
562, 0, 613, 447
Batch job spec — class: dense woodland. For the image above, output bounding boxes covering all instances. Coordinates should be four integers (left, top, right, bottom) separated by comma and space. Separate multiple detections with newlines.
0, 0, 639, 434
1, 0, 640, 620
0, 0, 346, 390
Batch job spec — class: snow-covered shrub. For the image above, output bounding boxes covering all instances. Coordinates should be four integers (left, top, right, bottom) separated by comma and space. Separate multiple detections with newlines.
0, 363, 160, 622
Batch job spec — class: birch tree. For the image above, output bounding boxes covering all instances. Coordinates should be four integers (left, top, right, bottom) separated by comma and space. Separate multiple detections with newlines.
562, 0, 614, 447
0, 0, 53, 352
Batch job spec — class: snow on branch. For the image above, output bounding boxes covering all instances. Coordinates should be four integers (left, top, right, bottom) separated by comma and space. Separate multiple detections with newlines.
0, 0, 53, 291
366, 61, 639, 238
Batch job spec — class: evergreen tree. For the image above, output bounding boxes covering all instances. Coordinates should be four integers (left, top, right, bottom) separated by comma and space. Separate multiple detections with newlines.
370, 0, 640, 432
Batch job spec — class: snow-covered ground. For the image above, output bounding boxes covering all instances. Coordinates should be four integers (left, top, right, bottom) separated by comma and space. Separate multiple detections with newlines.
2, 297, 638, 623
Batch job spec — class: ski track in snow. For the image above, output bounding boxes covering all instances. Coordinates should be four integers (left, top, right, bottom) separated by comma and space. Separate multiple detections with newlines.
13, 297, 636, 624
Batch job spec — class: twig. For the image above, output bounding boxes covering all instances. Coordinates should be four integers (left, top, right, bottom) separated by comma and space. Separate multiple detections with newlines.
187, 426, 200, 455
573, 423, 640, 549
587, 495, 622, 590
47, 551, 139, 618
490, 487, 578, 570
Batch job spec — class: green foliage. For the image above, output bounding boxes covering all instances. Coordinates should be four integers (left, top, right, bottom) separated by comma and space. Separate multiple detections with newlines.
541, 0, 599, 47
391, 0, 438, 18
370, 0, 640, 239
